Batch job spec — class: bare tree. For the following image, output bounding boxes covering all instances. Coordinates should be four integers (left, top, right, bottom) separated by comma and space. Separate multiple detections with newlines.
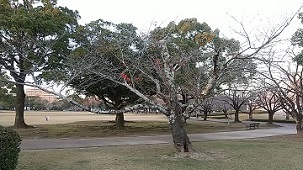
221, 88, 253, 122
198, 97, 214, 121
260, 54, 303, 134
213, 96, 232, 119
256, 88, 282, 124
247, 97, 259, 120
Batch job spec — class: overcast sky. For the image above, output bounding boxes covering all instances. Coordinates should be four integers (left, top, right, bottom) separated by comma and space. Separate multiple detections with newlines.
57, 0, 303, 38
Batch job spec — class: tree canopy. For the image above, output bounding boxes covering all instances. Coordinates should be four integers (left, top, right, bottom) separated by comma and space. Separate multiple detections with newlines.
0, 0, 79, 127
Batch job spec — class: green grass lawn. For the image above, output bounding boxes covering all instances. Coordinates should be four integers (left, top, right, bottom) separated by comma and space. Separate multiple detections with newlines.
17, 135, 302, 170
14, 120, 278, 139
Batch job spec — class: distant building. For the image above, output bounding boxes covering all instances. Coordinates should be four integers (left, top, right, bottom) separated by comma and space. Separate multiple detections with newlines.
25, 88, 58, 103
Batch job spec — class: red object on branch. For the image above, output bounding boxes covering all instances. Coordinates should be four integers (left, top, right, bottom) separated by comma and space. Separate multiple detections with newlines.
120, 72, 130, 81
121, 72, 141, 82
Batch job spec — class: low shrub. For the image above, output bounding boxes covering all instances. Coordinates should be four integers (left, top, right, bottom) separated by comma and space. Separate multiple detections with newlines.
0, 125, 22, 170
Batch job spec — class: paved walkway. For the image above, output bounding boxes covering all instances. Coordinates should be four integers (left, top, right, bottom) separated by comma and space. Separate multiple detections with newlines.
21, 122, 297, 150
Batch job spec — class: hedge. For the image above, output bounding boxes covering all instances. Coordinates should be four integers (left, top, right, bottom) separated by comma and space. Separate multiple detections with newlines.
0, 125, 22, 170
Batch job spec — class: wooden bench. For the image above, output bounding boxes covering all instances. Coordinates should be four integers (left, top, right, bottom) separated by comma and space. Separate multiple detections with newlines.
246, 123, 260, 130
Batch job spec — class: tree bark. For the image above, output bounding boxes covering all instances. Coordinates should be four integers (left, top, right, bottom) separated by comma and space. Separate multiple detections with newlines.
296, 121, 303, 135
296, 115, 303, 135
13, 84, 29, 128
115, 113, 125, 129
169, 113, 193, 152
169, 102, 193, 152
234, 109, 241, 122
203, 111, 208, 121
267, 111, 274, 124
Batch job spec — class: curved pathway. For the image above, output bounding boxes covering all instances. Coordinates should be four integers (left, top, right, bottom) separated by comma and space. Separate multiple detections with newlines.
20, 122, 296, 150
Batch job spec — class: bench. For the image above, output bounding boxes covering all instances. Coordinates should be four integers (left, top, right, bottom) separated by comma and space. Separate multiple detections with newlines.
246, 123, 260, 130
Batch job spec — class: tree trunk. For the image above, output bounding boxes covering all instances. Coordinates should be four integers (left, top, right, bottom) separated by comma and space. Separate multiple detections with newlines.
296, 121, 303, 135
268, 111, 274, 124
223, 110, 228, 119
296, 116, 303, 135
195, 111, 199, 119
169, 101, 194, 152
203, 111, 208, 121
14, 84, 29, 128
234, 109, 241, 122
169, 113, 193, 152
285, 113, 290, 120
115, 113, 125, 129
248, 112, 253, 120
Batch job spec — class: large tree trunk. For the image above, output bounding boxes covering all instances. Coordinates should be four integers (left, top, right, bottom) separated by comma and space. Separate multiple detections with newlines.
115, 113, 125, 129
234, 109, 241, 122
267, 111, 274, 124
203, 111, 208, 121
112, 102, 125, 129
296, 115, 303, 135
169, 102, 193, 152
14, 84, 29, 128
169, 113, 193, 152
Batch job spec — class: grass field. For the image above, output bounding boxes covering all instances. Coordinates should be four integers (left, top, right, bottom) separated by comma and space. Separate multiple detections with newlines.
0, 110, 284, 139
0, 110, 292, 127
17, 135, 302, 170
0, 110, 168, 126
0, 110, 280, 139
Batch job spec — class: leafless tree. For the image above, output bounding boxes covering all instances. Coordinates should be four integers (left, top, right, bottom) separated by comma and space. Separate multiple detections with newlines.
260, 52, 303, 134
198, 97, 214, 121
255, 88, 282, 124
221, 88, 253, 122
246, 99, 259, 120
212, 96, 232, 119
